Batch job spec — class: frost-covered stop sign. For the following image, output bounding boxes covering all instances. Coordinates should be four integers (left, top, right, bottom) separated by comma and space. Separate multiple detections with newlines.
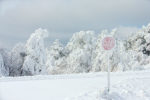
102, 37, 115, 50
102, 36, 115, 94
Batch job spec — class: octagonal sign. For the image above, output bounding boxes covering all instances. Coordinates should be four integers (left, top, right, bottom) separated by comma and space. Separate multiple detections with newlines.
102, 37, 115, 50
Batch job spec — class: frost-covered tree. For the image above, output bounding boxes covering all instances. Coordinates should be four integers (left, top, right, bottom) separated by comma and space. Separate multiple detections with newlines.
0, 48, 10, 76
65, 31, 96, 73
46, 39, 67, 74
1, 23, 150, 76
91, 30, 107, 71
9, 43, 26, 76
111, 39, 131, 71
0, 53, 7, 76
126, 23, 150, 67
22, 28, 48, 75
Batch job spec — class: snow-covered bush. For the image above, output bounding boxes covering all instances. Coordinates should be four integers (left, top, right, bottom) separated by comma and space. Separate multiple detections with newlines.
66, 48, 92, 73
22, 28, 48, 75
46, 39, 67, 74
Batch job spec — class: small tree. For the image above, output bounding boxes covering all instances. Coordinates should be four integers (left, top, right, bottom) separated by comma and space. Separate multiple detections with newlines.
46, 39, 67, 74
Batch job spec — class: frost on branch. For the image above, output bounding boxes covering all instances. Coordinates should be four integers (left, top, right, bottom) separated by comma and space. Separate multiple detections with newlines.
22, 28, 48, 75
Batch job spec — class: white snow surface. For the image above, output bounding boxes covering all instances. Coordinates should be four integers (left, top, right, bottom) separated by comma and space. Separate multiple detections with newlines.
0, 70, 150, 100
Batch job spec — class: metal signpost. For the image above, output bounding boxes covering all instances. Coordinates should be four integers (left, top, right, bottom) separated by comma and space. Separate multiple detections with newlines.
102, 36, 115, 94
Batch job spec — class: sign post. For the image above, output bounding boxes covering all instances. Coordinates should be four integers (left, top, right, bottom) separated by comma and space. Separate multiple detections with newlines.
102, 36, 115, 93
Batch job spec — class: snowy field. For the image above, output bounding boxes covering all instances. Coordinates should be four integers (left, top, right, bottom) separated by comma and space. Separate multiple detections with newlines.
1, 70, 150, 100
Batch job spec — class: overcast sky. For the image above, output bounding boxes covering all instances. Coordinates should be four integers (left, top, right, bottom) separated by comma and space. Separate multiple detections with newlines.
0, 0, 150, 48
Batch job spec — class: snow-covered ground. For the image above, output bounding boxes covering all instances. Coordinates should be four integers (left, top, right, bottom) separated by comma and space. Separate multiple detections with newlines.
0, 71, 150, 100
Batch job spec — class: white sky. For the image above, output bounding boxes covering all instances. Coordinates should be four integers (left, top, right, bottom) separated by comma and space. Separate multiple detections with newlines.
0, 0, 150, 48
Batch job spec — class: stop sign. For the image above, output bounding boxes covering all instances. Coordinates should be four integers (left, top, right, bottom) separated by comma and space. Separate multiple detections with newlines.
102, 37, 115, 50
102, 36, 115, 94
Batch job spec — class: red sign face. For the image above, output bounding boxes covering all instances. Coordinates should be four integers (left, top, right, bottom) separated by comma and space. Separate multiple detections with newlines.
102, 37, 115, 50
